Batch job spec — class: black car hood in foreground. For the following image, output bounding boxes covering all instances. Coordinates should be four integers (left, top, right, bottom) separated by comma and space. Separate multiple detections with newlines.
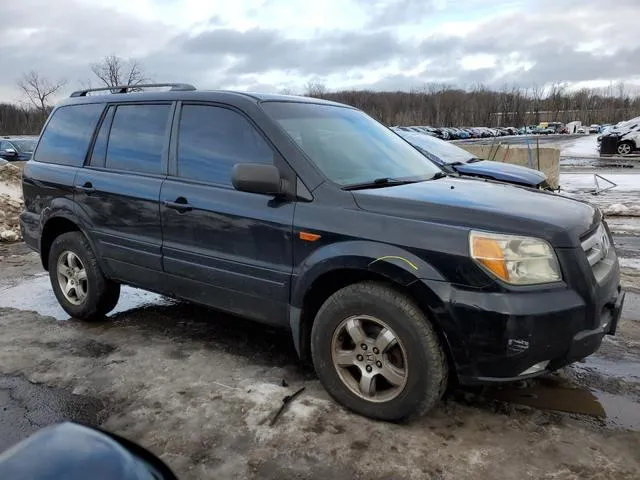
353, 177, 598, 248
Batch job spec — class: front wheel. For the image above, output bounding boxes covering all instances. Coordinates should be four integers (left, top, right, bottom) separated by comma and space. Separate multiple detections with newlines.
311, 282, 448, 421
617, 141, 633, 156
49, 232, 120, 321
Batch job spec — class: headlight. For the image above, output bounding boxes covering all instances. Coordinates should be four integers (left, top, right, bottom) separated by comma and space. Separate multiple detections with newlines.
469, 231, 562, 285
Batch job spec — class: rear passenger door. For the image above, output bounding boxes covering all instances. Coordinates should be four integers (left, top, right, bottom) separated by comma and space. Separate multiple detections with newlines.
74, 102, 174, 290
160, 102, 295, 325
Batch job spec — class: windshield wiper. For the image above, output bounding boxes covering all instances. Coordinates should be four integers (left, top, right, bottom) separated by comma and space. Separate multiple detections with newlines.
343, 177, 422, 191
343, 173, 447, 190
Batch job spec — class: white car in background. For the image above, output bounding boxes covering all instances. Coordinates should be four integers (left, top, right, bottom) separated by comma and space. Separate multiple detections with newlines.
616, 125, 640, 155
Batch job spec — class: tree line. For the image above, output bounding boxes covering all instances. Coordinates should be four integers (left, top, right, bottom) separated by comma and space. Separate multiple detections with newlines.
306, 82, 640, 128
2, 56, 640, 135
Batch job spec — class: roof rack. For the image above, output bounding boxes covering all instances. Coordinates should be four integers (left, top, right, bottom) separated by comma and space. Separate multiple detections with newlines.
70, 83, 196, 97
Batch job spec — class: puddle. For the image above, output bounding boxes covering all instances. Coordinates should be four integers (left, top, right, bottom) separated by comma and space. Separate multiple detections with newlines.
0, 374, 104, 453
573, 356, 640, 382
484, 375, 640, 430
0, 274, 173, 321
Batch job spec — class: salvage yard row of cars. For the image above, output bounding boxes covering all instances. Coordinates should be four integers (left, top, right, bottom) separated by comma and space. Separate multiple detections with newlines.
394, 125, 527, 140
392, 123, 573, 140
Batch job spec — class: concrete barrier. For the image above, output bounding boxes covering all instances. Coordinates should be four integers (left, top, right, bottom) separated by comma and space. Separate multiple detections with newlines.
457, 144, 560, 189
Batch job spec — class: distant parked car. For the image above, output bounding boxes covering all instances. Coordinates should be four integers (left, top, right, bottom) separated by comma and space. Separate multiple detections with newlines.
577, 127, 586, 134
395, 130, 550, 189
0, 136, 38, 161
453, 128, 470, 139
588, 125, 599, 134
613, 125, 640, 155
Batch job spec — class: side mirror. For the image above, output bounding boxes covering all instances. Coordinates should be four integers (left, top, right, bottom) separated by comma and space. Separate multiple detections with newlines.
232, 163, 283, 196
1, 148, 17, 158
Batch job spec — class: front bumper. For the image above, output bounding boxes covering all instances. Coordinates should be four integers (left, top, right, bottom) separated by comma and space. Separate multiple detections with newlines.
423, 254, 624, 385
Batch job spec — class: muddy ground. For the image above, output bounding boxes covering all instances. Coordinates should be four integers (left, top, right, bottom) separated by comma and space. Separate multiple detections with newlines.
1, 240, 639, 480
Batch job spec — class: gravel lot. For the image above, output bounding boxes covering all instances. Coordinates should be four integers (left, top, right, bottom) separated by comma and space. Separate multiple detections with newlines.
1, 238, 639, 479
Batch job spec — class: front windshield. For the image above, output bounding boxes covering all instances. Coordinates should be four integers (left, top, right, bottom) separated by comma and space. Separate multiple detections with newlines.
12, 139, 37, 153
261, 102, 441, 186
395, 130, 476, 164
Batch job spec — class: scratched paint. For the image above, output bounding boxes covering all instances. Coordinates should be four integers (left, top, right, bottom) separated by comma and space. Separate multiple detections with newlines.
368, 256, 419, 271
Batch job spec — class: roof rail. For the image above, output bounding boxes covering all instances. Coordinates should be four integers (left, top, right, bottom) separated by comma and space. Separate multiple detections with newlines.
70, 83, 196, 97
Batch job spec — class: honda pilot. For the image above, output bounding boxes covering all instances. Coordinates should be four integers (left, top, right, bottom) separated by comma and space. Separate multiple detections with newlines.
20, 84, 625, 421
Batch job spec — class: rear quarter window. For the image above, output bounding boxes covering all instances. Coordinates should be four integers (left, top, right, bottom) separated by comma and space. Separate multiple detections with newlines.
33, 103, 104, 167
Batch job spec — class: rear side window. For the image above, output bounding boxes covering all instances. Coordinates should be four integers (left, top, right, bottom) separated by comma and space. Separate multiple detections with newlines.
33, 103, 104, 166
106, 104, 170, 175
176, 104, 273, 185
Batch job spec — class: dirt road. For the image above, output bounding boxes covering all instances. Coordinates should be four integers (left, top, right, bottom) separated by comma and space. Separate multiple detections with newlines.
1, 241, 639, 480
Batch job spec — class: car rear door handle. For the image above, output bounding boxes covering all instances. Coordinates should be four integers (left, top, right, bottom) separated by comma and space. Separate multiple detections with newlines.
162, 198, 192, 213
75, 182, 96, 194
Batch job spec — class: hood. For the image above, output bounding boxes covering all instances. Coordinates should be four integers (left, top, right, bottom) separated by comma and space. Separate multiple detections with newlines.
454, 160, 547, 187
352, 177, 598, 248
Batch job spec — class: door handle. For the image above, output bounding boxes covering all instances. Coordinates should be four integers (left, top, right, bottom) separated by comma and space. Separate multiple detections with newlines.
162, 198, 192, 213
75, 182, 96, 194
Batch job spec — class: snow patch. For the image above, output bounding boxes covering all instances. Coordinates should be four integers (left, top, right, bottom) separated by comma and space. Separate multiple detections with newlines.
0, 181, 21, 198
603, 204, 640, 217
605, 218, 640, 235
561, 135, 598, 157
560, 173, 640, 192
558, 172, 640, 216
240, 381, 327, 442
620, 258, 640, 270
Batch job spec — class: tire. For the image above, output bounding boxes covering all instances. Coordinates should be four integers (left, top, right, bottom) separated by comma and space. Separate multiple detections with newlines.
617, 141, 633, 156
311, 281, 448, 421
48, 232, 120, 321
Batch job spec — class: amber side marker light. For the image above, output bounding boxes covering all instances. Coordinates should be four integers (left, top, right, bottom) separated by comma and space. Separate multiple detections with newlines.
299, 232, 321, 242
470, 235, 509, 281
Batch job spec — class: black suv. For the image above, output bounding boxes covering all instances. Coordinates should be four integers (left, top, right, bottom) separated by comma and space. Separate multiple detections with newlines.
21, 84, 625, 421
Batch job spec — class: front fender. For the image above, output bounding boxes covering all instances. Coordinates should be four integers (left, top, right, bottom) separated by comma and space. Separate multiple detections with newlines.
291, 240, 444, 309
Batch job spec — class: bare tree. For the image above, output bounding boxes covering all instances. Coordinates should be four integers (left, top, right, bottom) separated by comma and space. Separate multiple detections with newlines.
17, 71, 67, 112
304, 81, 327, 98
90, 55, 148, 88
548, 82, 567, 121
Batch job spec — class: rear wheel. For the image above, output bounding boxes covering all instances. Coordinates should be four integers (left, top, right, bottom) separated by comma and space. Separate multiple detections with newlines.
49, 232, 120, 321
311, 282, 448, 421
617, 141, 633, 155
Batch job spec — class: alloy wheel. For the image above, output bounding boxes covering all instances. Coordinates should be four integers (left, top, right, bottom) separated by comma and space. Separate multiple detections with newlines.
57, 251, 88, 305
331, 315, 408, 403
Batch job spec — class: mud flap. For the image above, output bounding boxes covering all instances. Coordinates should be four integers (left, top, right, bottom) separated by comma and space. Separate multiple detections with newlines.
605, 289, 625, 336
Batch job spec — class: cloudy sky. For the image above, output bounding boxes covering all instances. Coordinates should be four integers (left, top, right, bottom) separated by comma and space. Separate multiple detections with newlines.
2, 0, 640, 103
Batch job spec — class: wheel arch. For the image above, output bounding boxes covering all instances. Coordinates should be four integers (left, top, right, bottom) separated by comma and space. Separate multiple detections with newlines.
289, 242, 458, 380
40, 215, 104, 273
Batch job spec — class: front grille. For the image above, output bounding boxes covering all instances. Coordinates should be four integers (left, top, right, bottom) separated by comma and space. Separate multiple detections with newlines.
581, 223, 611, 268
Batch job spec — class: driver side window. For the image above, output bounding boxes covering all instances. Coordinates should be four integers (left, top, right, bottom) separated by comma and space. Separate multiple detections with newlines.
176, 104, 274, 186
